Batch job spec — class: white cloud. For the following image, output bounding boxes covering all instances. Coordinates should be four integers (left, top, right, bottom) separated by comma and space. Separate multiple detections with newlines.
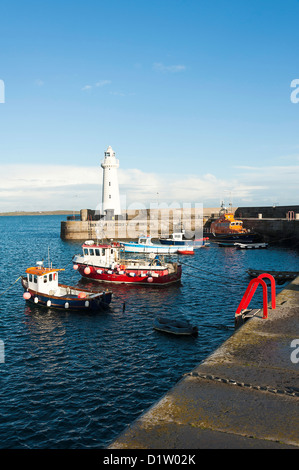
82, 80, 111, 91
1, 162, 298, 212
153, 62, 186, 73
95, 80, 111, 87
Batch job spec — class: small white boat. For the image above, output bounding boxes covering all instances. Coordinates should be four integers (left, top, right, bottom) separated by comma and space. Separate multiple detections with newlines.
159, 231, 208, 249
235, 242, 268, 249
119, 236, 179, 254
153, 317, 198, 336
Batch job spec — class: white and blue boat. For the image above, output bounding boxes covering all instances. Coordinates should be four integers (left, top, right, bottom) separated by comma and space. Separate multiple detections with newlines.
21, 261, 112, 311
159, 231, 189, 246
119, 235, 181, 254
159, 231, 208, 248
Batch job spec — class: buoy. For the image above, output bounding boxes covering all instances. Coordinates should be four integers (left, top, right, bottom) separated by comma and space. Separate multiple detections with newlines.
34, 297, 38, 303
47, 300, 51, 307
78, 292, 86, 299
147, 277, 153, 283
85, 301, 89, 307
84, 267, 91, 275
73, 264, 79, 270
23, 292, 31, 300
65, 302, 69, 309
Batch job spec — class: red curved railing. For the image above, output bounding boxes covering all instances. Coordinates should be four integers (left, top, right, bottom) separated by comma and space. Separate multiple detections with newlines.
235, 273, 276, 319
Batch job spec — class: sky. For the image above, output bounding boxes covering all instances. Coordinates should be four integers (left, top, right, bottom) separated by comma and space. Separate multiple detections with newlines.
1, 0, 299, 212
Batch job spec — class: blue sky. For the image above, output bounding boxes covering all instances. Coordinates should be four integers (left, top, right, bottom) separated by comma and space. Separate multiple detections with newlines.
1, 0, 299, 211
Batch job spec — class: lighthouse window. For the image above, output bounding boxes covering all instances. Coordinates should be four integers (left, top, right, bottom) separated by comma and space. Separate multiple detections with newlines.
109, 195, 111, 199
109, 182, 111, 186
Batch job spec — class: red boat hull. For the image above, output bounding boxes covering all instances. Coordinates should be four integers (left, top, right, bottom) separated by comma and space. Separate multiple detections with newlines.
76, 264, 182, 285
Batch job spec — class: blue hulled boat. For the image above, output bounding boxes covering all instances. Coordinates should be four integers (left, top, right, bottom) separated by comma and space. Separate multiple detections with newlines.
21, 261, 112, 311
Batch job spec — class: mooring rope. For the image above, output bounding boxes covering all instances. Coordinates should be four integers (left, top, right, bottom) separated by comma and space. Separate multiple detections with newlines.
179, 259, 247, 288
0, 276, 22, 298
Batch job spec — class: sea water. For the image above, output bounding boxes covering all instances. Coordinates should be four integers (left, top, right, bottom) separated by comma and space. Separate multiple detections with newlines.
0, 215, 298, 448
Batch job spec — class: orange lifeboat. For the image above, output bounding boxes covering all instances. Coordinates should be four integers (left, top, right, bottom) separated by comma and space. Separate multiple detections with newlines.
209, 203, 261, 245
210, 205, 247, 235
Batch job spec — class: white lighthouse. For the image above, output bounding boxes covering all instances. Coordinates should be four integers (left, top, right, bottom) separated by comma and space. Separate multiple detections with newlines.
101, 146, 121, 216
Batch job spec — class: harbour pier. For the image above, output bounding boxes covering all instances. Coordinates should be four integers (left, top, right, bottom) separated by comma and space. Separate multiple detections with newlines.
60, 205, 299, 245
60, 207, 214, 241
109, 276, 299, 449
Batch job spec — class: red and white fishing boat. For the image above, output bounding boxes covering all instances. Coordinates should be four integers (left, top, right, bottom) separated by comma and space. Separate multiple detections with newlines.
72, 240, 182, 285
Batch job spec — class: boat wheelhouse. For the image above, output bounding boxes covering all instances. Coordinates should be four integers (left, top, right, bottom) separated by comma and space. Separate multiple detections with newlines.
159, 231, 188, 246
73, 240, 182, 285
21, 261, 112, 310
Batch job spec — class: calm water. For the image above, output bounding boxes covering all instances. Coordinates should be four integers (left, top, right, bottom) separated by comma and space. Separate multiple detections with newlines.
0, 215, 298, 449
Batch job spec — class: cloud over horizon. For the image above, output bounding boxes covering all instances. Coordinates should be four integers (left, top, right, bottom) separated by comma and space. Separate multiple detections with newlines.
0, 163, 298, 213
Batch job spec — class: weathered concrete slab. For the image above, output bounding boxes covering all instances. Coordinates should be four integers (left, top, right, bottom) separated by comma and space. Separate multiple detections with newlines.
109, 277, 299, 449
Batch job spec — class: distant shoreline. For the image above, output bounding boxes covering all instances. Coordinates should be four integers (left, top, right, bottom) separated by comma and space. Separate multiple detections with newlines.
0, 210, 80, 216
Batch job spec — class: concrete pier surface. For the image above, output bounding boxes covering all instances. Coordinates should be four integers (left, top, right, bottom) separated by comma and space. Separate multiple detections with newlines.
109, 277, 299, 449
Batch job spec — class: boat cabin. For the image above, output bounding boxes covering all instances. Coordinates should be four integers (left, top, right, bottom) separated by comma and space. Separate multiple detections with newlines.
137, 236, 154, 245
168, 232, 185, 241
26, 261, 64, 295
78, 240, 120, 266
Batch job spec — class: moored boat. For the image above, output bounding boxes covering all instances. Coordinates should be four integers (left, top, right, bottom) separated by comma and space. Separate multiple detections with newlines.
159, 231, 190, 246
247, 268, 299, 284
209, 202, 261, 245
159, 231, 208, 249
73, 240, 182, 285
177, 247, 194, 255
119, 235, 179, 254
21, 261, 112, 311
235, 242, 268, 249
153, 317, 198, 336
